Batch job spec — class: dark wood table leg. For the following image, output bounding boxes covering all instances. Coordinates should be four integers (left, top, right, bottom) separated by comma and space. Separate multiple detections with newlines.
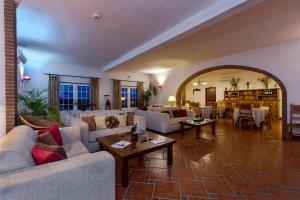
212, 121, 216, 136
180, 123, 184, 138
195, 126, 200, 139
167, 144, 173, 166
121, 159, 129, 187
99, 143, 104, 151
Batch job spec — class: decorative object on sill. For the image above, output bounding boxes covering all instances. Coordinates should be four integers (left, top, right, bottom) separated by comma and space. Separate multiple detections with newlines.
258, 76, 271, 89
18, 89, 62, 129
193, 88, 201, 94
168, 96, 176, 107
104, 95, 111, 110
229, 77, 240, 90
246, 82, 250, 89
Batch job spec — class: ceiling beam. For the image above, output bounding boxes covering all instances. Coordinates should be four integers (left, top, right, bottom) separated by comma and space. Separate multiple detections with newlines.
102, 0, 247, 72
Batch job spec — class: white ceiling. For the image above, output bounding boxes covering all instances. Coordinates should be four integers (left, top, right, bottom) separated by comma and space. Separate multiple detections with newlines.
17, 0, 246, 69
110, 0, 300, 74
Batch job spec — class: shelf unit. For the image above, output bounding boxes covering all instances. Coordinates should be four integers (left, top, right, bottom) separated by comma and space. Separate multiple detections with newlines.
224, 88, 280, 118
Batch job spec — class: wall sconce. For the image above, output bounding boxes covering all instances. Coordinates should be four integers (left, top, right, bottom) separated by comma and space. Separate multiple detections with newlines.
157, 84, 163, 90
22, 75, 31, 82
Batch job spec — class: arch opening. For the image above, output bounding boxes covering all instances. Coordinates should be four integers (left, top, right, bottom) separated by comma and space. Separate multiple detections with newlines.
176, 65, 287, 137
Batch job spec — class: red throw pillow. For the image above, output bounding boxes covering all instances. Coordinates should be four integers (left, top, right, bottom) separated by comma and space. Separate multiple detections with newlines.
37, 124, 63, 146
179, 109, 187, 117
32, 145, 64, 165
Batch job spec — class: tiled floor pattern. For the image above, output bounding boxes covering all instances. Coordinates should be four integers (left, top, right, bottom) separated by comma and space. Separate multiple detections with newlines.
115, 119, 300, 200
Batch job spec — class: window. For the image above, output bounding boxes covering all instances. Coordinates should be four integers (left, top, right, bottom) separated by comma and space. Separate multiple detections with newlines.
59, 83, 91, 111
121, 86, 138, 108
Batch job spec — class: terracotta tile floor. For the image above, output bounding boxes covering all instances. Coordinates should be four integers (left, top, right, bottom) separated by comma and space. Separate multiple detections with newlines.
116, 119, 300, 200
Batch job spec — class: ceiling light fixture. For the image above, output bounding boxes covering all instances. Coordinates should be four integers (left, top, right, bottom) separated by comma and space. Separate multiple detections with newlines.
92, 12, 102, 20
193, 76, 206, 86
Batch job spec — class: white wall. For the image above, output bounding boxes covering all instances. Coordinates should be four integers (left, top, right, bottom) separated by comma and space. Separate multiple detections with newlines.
151, 38, 300, 117
0, 1, 6, 138
20, 61, 150, 110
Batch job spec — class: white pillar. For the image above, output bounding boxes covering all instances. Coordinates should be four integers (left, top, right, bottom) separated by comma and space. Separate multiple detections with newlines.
0, 0, 7, 138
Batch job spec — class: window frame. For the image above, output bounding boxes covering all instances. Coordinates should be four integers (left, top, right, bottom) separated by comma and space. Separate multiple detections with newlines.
121, 86, 138, 108
59, 82, 91, 111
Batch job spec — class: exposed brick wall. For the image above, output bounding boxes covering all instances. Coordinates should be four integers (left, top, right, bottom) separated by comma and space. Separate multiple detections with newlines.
176, 65, 288, 138
4, 0, 17, 132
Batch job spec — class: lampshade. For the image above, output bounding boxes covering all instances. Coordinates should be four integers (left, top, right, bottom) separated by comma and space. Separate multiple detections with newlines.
168, 96, 176, 102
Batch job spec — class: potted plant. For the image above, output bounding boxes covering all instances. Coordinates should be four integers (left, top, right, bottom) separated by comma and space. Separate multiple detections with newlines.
18, 89, 62, 128
142, 83, 158, 110
230, 78, 240, 90
258, 76, 271, 89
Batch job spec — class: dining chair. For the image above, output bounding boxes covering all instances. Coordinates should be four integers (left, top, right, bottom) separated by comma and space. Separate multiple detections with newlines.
288, 104, 300, 141
238, 103, 255, 130
262, 106, 272, 130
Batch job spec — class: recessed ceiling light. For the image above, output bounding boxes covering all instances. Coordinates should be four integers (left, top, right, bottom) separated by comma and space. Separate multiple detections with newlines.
92, 12, 102, 20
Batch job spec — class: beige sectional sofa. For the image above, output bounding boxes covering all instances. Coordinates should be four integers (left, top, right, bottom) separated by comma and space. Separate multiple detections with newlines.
0, 125, 115, 200
69, 110, 146, 152
135, 107, 194, 134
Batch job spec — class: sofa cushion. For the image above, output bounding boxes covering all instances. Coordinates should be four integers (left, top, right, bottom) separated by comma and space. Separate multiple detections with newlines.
172, 110, 181, 118
88, 129, 117, 143
113, 126, 131, 134
36, 143, 67, 159
170, 117, 193, 125
127, 112, 134, 126
63, 141, 89, 158
105, 116, 119, 129
0, 126, 36, 174
161, 111, 172, 117
116, 115, 127, 127
37, 131, 58, 145
81, 116, 96, 131
179, 109, 187, 117
32, 144, 64, 165
94, 116, 106, 129
37, 124, 63, 146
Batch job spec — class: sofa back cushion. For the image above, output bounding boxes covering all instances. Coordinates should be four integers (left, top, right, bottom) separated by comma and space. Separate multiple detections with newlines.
81, 116, 96, 131
172, 109, 187, 118
32, 144, 65, 165
161, 111, 172, 118
0, 126, 36, 174
37, 124, 63, 146
105, 116, 120, 129
116, 115, 127, 127
94, 116, 106, 129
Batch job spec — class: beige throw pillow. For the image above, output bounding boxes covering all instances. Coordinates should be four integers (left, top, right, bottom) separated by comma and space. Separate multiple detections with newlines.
116, 115, 127, 127
94, 116, 106, 129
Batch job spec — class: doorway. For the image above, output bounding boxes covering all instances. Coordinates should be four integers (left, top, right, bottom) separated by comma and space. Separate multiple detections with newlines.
205, 87, 216, 106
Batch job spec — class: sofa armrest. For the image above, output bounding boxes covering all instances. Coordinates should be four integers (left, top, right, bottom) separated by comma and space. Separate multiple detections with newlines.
59, 126, 81, 144
147, 112, 170, 133
69, 117, 89, 145
0, 152, 115, 200
133, 115, 146, 130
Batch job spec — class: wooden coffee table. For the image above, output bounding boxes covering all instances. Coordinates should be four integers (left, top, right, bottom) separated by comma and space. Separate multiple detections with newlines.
96, 132, 176, 187
179, 119, 216, 139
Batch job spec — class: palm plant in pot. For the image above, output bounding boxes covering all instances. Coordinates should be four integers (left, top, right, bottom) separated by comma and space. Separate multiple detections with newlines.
18, 89, 62, 129
142, 83, 158, 110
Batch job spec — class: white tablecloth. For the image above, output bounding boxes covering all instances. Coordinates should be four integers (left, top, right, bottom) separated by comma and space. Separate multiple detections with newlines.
217, 105, 226, 117
233, 107, 268, 127
200, 106, 212, 119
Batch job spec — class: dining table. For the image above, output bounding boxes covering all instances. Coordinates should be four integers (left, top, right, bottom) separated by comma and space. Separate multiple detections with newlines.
233, 107, 269, 127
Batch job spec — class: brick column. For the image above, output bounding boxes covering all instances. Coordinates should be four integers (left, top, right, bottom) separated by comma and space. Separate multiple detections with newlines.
0, 1, 6, 137
4, 0, 17, 132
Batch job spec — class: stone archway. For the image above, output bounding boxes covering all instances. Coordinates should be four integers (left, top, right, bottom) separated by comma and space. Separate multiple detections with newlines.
176, 65, 287, 137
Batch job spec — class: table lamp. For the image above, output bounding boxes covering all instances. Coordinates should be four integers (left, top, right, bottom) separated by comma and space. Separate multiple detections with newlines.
168, 96, 176, 107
